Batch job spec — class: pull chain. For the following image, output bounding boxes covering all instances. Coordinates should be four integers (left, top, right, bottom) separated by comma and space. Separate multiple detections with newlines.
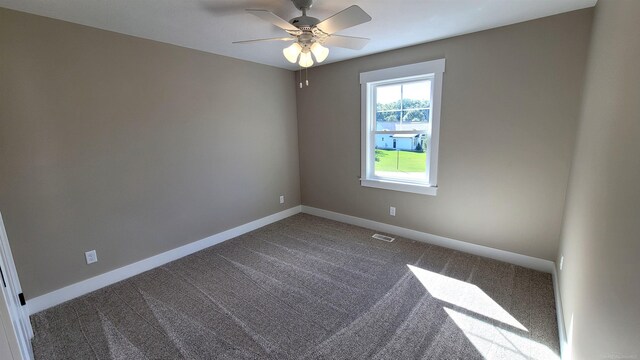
299, 68, 303, 88
298, 68, 310, 89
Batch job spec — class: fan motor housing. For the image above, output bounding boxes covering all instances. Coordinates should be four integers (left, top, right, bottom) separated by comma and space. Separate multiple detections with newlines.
290, 15, 320, 30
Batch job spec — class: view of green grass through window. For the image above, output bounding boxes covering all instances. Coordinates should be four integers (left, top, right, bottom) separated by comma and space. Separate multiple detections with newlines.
375, 150, 427, 172
374, 149, 427, 180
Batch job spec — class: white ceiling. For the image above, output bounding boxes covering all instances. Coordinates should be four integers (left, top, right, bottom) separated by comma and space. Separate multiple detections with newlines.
0, 0, 596, 70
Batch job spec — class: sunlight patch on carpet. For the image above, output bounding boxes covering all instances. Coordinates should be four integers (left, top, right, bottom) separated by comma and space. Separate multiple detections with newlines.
444, 307, 559, 360
407, 264, 527, 331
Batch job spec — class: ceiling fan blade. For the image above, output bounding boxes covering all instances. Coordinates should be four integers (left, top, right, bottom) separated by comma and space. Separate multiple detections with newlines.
246, 9, 300, 32
315, 5, 372, 35
323, 35, 370, 50
233, 37, 296, 44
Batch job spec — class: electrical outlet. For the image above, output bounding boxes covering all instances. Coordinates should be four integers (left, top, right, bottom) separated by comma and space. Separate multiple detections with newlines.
560, 255, 564, 271
279, 195, 285, 204
85, 250, 98, 265
389, 206, 396, 216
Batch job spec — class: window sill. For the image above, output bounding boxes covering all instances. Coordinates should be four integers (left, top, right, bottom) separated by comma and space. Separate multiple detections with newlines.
361, 178, 437, 196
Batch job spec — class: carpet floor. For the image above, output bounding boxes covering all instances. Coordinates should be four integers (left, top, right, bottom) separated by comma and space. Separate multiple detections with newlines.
30, 214, 559, 359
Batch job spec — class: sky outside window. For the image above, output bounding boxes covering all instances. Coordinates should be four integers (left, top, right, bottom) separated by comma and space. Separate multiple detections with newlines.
376, 80, 431, 105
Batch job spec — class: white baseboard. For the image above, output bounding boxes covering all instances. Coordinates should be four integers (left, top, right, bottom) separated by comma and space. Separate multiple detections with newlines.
27, 206, 302, 315
301, 206, 555, 273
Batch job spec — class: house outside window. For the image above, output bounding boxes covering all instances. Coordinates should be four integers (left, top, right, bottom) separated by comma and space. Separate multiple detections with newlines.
360, 59, 445, 195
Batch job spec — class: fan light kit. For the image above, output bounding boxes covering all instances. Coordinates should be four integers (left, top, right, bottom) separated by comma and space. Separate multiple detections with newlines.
283, 42, 329, 66
234, 0, 372, 69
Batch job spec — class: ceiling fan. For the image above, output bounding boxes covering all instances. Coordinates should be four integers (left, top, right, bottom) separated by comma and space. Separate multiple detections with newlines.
233, 0, 372, 68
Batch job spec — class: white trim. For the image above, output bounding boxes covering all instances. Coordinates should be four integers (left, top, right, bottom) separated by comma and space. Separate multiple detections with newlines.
0, 213, 34, 360
373, 130, 427, 135
359, 59, 446, 84
428, 69, 443, 185
360, 59, 445, 195
300, 206, 554, 273
360, 83, 368, 182
361, 179, 437, 196
552, 266, 568, 359
27, 206, 302, 315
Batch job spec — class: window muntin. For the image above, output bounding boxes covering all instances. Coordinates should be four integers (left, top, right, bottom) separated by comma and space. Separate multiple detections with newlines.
360, 59, 444, 195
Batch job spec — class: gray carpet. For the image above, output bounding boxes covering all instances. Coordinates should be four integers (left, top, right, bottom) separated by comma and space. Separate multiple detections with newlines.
31, 214, 560, 359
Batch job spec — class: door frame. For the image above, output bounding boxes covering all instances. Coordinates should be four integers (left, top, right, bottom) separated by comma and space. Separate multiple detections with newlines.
0, 212, 34, 360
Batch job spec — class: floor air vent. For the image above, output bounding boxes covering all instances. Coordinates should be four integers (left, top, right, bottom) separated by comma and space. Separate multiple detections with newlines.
372, 234, 395, 242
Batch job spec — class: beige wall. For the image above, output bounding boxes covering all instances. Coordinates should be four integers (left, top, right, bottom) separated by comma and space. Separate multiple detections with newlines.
297, 9, 593, 261
557, 0, 640, 358
0, 8, 300, 298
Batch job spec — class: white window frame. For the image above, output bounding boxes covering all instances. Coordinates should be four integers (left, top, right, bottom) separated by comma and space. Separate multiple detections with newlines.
360, 59, 445, 196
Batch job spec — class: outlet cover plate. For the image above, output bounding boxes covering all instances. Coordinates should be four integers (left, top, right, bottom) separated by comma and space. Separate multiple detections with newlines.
85, 250, 98, 264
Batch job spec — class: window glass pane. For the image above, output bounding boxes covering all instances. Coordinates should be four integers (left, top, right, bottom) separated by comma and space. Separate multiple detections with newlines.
402, 109, 430, 122
374, 134, 427, 181
402, 81, 431, 125
376, 84, 401, 112
376, 111, 401, 123
402, 81, 431, 109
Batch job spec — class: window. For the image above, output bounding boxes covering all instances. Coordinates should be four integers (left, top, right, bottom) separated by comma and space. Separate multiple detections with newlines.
360, 59, 445, 195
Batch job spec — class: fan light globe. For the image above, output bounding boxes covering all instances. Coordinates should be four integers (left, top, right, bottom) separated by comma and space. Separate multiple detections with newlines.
310, 43, 329, 63
298, 51, 314, 68
283, 43, 303, 63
